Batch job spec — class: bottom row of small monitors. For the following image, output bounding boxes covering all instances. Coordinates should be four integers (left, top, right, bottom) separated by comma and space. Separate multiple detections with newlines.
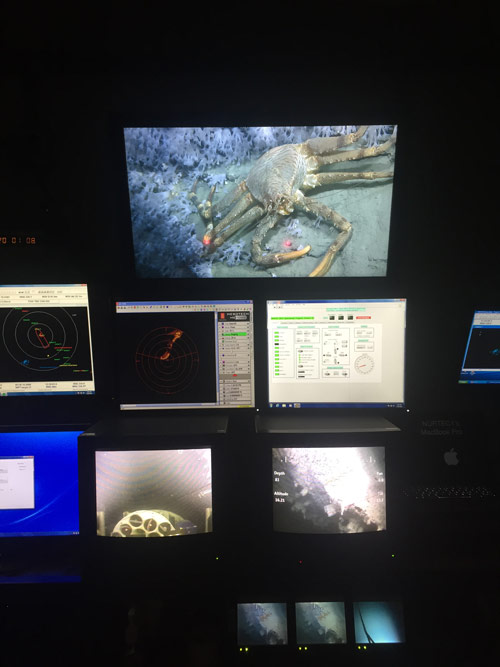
237, 602, 405, 646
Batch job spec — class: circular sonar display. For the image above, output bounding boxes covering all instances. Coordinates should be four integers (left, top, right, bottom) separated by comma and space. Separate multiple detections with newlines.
135, 326, 200, 394
2, 307, 79, 371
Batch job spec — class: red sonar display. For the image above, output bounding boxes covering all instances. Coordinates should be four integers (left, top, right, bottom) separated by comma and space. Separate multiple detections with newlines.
134, 326, 200, 395
35, 327, 50, 349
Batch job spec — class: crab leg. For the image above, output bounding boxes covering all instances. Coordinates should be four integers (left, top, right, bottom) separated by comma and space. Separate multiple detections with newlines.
206, 204, 265, 252
295, 197, 352, 277
314, 134, 396, 167
190, 179, 248, 223
251, 212, 311, 266
307, 171, 393, 189
305, 126, 368, 154
203, 192, 256, 246
188, 179, 216, 217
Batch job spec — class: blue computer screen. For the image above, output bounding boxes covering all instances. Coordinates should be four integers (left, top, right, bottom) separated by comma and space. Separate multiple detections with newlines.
0, 430, 81, 537
459, 311, 500, 384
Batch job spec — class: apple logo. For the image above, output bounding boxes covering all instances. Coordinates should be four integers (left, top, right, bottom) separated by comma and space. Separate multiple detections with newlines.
444, 448, 459, 466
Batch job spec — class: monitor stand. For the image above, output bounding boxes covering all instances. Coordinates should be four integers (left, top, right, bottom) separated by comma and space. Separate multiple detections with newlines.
86, 414, 229, 437
255, 413, 400, 433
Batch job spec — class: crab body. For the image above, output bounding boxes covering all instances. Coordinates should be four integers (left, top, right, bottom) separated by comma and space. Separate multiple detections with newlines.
246, 144, 313, 214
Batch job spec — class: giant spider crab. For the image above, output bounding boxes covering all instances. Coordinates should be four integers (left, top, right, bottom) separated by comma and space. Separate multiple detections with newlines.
190, 126, 396, 277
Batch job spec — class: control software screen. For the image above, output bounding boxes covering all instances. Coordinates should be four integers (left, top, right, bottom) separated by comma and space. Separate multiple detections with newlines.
0, 284, 95, 396
267, 299, 406, 408
459, 310, 500, 384
116, 300, 254, 410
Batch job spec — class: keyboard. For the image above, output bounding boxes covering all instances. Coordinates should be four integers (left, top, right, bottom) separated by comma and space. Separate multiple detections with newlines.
403, 485, 496, 500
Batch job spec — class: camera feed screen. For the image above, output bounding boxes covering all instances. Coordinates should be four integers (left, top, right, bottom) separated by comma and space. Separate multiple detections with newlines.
124, 125, 397, 279
354, 601, 405, 644
273, 447, 386, 534
95, 449, 212, 537
237, 603, 288, 646
295, 602, 347, 645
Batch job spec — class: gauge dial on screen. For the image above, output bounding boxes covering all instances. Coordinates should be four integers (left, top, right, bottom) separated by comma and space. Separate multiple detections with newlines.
354, 353, 375, 374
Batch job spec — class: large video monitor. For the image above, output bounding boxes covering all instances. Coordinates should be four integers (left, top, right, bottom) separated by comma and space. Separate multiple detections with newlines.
273, 446, 386, 534
237, 603, 288, 646
295, 602, 347, 644
353, 601, 405, 644
0, 284, 95, 396
116, 299, 254, 410
123, 125, 397, 279
459, 310, 500, 384
267, 299, 406, 408
0, 429, 82, 537
95, 448, 212, 537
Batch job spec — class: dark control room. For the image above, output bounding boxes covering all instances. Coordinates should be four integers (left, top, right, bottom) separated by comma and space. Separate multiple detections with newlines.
1, 3, 498, 665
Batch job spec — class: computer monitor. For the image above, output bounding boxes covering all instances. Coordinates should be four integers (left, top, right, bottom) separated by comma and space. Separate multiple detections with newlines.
273, 446, 386, 534
295, 602, 347, 644
459, 310, 500, 384
267, 299, 406, 408
237, 603, 288, 646
0, 284, 95, 396
353, 601, 405, 644
116, 299, 254, 410
123, 125, 397, 279
0, 429, 82, 537
94, 448, 212, 537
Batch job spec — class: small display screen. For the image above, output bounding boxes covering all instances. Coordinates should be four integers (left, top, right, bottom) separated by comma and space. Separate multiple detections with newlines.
116, 300, 254, 410
459, 310, 500, 383
273, 447, 386, 534
95, 449, 212, 537
354, 601, 405, 644
295, 602, 347, 644
0, 284, 95, 396
237, 603, 288, 646
0, 430, 81, 537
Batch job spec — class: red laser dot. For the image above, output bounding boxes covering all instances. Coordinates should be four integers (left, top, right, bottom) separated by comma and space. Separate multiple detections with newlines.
202, 237, 211, 246
284, 239, 292, 247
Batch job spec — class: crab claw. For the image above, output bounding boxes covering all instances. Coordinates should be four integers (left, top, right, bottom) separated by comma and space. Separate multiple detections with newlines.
252, 243, 312, 266
202, 223, 218, 253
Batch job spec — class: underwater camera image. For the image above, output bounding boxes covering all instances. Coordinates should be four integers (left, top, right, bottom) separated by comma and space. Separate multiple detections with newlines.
354, 601, 405, 644
273, 447, 386, 534
237, 603, 288, 645
295, 602, 347, 644
95, 449, 212, 537
124, 126, 397, 278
